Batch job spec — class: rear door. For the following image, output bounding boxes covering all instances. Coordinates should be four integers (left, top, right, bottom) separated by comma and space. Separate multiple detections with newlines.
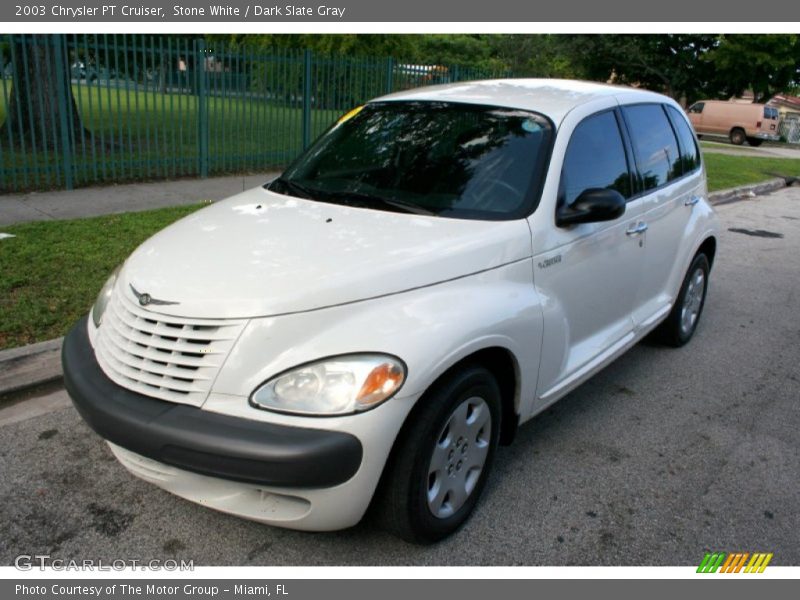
622, 103, 705, 328
759, 106, 780, 137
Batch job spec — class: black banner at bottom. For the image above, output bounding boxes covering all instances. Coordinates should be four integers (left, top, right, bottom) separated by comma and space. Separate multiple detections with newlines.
3, 579, 797, 600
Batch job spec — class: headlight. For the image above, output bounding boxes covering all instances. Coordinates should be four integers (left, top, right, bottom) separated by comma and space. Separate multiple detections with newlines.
250, 354, 406, 416
92, 265, 121, 327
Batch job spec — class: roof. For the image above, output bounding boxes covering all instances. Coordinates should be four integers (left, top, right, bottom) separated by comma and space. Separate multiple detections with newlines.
769, 94, 800, 109
375, 78, 670, 125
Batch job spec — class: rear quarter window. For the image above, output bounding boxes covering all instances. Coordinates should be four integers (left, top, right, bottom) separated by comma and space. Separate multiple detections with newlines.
666, 106, 702, 175
622, 104, 682, 192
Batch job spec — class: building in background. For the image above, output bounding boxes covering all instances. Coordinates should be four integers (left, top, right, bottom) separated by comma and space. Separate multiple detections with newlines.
768, 94, 800, 144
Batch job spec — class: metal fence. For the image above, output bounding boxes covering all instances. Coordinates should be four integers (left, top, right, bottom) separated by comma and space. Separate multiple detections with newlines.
779, 117, 800, 144
0, 35, 512, 193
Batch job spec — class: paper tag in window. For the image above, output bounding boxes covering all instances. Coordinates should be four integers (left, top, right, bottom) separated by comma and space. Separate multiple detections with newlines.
522, 119, 542, 133
337, 105, 365, 125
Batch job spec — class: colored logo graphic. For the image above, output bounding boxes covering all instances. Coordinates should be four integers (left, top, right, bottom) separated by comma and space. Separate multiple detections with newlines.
697, 552, 773, 573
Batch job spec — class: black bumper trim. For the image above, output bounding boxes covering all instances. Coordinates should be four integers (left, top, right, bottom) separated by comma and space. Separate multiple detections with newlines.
62, 317, 363, 488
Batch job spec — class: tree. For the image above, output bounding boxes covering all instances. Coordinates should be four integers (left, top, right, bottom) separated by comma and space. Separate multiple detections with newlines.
485, 35, 582, 78
1, 35, 88, 150
210, 34, 415, 59
707, 35, 800, 102
405, 34, 497, 69
567, 35, 720, 104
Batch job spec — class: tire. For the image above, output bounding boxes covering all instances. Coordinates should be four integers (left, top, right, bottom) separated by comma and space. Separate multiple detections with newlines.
747, 137, 764, 147
729, 128, 746, 145
655, 253, 710, 347
378, 365, 501, 544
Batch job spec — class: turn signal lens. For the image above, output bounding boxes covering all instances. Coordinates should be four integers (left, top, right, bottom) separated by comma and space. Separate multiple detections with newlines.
356, 363, 405, 407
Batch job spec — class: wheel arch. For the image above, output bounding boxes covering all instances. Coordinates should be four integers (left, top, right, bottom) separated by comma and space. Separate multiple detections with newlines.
697, 235, 717, 269
411, 346, 521, 447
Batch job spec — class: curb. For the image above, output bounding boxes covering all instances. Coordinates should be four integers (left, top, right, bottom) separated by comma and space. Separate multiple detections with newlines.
0, 337, 63, 397
708, 177, 788, 205
0, 178, 795, 398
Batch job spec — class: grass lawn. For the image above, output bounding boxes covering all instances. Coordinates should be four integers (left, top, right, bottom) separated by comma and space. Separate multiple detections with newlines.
0, 204, 204, 350
0, 85, 342, 191
703, 153, 800, 191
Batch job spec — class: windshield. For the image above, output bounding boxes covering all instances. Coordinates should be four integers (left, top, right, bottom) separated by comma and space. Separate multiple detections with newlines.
268, 101, 554, 220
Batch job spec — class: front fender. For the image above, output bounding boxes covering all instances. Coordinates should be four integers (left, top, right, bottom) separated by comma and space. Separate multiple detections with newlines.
209, 259, 543, 421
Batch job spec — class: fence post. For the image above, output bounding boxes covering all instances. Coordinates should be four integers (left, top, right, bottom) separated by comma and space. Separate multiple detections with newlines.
53, 34, 74, 190
385, 57, 394, 95
196, 39, 209, 178
302, 49, 312, 150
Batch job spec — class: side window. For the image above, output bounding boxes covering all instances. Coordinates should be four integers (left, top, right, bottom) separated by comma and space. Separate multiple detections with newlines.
666, 105, 701, 175
688, 102, 704, 114
560, 111, 631, 206
622, 104, 681, 191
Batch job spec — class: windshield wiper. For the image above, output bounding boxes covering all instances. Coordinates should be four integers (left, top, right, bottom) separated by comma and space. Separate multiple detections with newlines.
318, 190, 437, 216
269, 179, 436, 216
267, 177, 318, 200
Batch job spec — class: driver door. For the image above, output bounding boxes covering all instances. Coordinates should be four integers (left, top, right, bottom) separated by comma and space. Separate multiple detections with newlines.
532, 108, 646, 410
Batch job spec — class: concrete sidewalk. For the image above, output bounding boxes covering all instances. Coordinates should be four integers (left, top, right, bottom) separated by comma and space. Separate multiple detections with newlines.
0, 171, 278, 227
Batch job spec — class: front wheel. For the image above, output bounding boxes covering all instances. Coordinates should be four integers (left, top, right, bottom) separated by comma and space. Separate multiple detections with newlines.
378, 365, 501, 543
655, 253, 710, 347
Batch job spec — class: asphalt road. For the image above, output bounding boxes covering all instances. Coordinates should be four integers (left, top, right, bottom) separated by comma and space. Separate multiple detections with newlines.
1, 187, 798, 566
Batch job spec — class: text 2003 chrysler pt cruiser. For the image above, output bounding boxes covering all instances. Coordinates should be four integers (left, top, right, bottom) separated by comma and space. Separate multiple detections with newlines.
63, 79, 719, 543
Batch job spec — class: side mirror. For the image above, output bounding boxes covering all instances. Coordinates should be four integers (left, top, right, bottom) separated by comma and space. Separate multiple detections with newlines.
556, 188, 626, 227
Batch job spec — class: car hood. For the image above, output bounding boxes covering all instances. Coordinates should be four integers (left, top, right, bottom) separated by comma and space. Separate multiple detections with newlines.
118, 187, 533, 319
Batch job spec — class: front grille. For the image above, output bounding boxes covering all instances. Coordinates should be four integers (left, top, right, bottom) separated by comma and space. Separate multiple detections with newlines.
94, 291, 246, 406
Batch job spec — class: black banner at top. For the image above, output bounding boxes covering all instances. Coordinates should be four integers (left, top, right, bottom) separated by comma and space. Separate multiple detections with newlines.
2, 0, 799, 23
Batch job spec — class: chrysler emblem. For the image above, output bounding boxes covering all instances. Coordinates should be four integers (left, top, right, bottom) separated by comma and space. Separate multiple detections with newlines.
130, 284, 179, 307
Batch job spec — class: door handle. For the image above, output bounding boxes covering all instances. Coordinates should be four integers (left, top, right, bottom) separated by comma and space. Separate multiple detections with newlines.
626, 222, 648, 236
685, 195, 701, 207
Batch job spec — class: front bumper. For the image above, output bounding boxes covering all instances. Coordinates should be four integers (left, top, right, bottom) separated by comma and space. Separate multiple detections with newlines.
62, 316, 363, 489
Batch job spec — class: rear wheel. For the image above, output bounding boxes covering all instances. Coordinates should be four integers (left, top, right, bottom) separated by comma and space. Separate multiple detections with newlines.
729, 128, 746, 145
379, 365, 501, 544
655, 253, 710, 347
747, 137, 764, 147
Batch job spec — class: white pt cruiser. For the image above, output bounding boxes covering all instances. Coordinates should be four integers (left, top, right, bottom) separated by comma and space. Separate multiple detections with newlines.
63, 79, 720, 543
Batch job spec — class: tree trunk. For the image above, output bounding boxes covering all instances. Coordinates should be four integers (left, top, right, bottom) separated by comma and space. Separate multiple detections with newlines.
1, 34, 89, 150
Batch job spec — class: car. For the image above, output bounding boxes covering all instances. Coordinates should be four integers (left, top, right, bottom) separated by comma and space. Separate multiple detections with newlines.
62, 79, 720, 544
687, 99, 780, 146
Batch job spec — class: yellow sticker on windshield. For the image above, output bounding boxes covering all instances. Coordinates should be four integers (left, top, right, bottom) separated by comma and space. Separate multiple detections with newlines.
337, 105, 364, 125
